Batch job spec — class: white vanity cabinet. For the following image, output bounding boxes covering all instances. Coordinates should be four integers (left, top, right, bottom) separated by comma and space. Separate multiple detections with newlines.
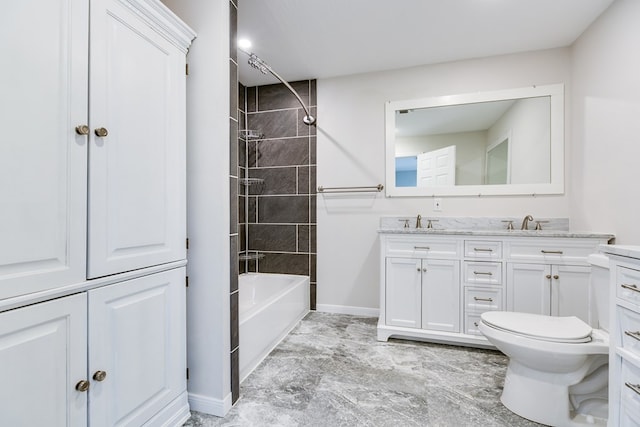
379, 235, 466, 344
1, 0, 192, 296
0, 267, 187, 426
602, 246, 640, 427
378, 231, 610, 348
0, 0, 193, 425
506, 239, 599, 324
462, 241, 504, 336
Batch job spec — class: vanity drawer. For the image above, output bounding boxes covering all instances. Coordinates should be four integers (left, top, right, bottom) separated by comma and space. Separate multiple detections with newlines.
465, 287, 502, 312
505, 239, 597, 264
463, 261, 502, 285
619, 306, 640, 357
464, 240, 502, 259
385, 237, 460, 259
621, 358, 640, 417
617, 266, 640, 307
464, 312, 483, 336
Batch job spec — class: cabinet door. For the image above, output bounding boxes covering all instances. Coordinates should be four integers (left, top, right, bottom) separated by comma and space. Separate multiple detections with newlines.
88, 268, 186, 426
0, 294, 87, 426
507, 263, 551, 315
552, 265, 591, 323
0, 0, 88, 299
386, 258, 421, 328
87, 0, 187, 278
422, 259, 460, 332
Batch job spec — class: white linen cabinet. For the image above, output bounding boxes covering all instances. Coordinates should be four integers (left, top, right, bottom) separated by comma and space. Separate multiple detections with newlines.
0, 0, 194, 425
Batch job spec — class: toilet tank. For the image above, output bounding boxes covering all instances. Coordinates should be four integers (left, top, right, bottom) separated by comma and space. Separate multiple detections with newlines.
588, 253, 610, 332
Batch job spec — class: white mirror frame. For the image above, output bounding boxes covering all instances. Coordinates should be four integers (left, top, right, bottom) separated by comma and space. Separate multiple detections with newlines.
384, 84, 564, 197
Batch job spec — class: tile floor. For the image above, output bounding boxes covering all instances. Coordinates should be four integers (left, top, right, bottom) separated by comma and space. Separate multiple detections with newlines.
183, 312, 541, 426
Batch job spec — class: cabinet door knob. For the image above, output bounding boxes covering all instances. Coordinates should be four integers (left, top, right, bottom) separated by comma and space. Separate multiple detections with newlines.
553, 275, 559, 280
546, 274, 552, 279
94, 127, 109, 137
75, 380, 90, 392
93, 370, 107, 382
75, 125, 90, 135
422, 268, 427, 272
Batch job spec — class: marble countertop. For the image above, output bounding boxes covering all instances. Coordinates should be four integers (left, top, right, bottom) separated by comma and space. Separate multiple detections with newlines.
378, 216, 614, 240
378, 228, 615, 240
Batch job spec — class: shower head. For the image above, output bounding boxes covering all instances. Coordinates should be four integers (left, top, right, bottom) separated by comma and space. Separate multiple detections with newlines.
239, 48, 316, 126
247, 53, 269, 75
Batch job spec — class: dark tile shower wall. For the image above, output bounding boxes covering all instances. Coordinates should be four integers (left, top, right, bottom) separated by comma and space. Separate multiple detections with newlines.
238, 81, 317, 310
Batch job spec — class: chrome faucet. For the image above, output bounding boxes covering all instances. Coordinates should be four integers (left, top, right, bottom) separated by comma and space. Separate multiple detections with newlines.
416, 214, 422, 229
520, 215, 534, 230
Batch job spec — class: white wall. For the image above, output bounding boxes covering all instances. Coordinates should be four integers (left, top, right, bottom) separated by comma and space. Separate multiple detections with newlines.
160, 0, 232, 416
316, 48, 572, 313
570, 0, 640, 243
488, 97, 551, 184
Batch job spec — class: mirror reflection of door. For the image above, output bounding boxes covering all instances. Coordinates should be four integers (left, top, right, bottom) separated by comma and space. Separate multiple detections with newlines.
485, 136, 510, 185
417, 145, 456, 187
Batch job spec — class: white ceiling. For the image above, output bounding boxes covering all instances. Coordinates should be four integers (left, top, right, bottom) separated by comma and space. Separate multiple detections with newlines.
237, 0, 614, 87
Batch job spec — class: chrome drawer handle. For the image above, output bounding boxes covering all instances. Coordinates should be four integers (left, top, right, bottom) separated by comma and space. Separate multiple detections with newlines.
541, 250, 563, 254
414, 246, 430, 250
624, 330, 640, 342
473, 297, 493, 302
473, 248, 493, 252
473, 271, 493, 276
625, 382, 640, 396
622, 283, 640, 293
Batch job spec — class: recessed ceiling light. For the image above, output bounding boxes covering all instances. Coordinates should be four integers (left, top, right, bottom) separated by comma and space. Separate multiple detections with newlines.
238, 38, 252, 49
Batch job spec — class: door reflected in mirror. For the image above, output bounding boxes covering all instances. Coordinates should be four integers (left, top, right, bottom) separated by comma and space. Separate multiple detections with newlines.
385, 84, 564, 197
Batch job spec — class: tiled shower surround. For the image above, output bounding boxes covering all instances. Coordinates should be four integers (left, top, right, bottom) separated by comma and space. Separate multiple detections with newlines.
238, 81, 317, 309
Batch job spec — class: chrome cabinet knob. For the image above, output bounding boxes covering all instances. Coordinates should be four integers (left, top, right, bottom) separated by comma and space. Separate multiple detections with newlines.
545, 274, 552, 279
75, 380, 90, 392
75, 125, 90, 135
94, 127, 109, 137
553, 275, 559, 280
93, 370, 107, 382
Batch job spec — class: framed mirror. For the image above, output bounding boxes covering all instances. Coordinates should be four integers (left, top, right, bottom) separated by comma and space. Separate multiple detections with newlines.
385, 84, 564, 197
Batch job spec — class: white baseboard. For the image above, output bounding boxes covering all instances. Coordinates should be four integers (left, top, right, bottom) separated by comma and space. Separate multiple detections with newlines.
188, 392, 232, 417
315, 304, 379, 317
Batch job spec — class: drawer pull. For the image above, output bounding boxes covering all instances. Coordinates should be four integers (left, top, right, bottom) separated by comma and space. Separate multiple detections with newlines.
621, 283, 640, 293
473, 271, 493, 276
473, 248, 493, 252
473, 297, 493, 302
541, 250, 563, 255
624, 330, 640, 342
625, 382, 640, 396
414, 246, 430, 250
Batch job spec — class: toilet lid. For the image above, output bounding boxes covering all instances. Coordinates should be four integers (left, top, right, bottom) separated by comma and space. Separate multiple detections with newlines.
481, 311, 592, 343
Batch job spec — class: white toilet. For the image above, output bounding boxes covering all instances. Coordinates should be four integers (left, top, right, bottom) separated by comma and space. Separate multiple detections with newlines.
478, 254, 610, 427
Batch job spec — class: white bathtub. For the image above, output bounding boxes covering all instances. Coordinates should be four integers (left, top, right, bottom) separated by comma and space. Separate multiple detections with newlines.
239, 273, 310, 382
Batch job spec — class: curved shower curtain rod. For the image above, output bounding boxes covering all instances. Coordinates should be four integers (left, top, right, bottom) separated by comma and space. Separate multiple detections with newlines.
239, 48, 316, 126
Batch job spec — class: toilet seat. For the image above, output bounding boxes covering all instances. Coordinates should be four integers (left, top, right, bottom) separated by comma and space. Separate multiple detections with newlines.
481, 311, 592, 343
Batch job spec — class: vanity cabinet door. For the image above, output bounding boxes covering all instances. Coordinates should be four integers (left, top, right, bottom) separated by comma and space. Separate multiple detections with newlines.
422, 259, 460, 332
0, 294, 87, 426
507, 263, 591, 322
551, 265, 591, 323
385, 258, 421, 328
88, 267, 187, 426
507, 263, 551, 315
87, 0, 187, 278
0, 0, 88, 299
